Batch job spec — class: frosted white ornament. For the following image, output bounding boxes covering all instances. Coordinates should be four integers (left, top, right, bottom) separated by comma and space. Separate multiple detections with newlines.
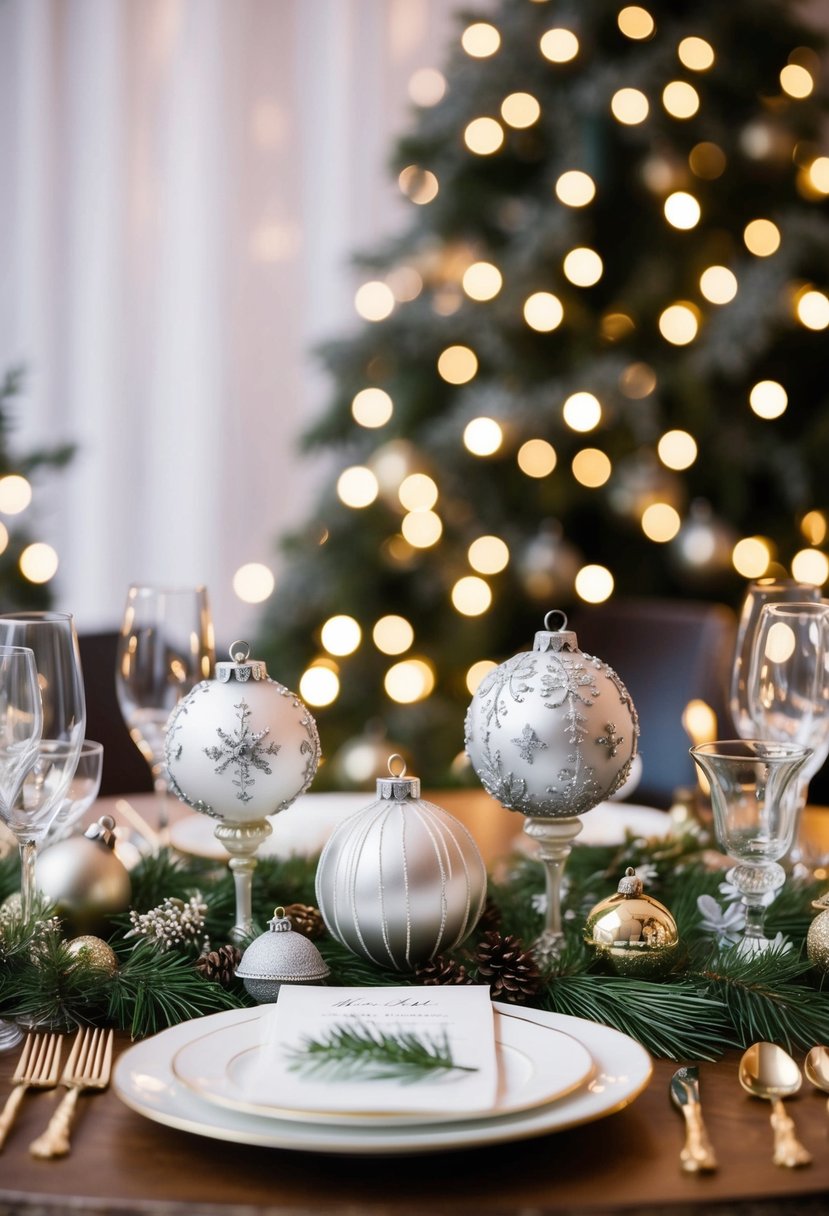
315, 755, 487, 971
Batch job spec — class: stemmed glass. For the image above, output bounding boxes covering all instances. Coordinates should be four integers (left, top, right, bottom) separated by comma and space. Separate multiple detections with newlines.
0, 645, 43, 1050
116, 585, 214, 835
0, 613, 86, 923
690, 740, 810, 953
44, 739, 104, 843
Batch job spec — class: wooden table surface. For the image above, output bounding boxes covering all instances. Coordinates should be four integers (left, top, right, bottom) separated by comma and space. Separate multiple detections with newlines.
1, 792, 829, 1215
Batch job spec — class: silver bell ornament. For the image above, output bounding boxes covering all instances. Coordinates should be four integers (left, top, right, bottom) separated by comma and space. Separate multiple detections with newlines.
465, 609, 639, 961
165, 641, 321, 941
584, 867, 679, 978
235, 906, 330, 1002
315, 755, 487, 971
37, 815, 132, 937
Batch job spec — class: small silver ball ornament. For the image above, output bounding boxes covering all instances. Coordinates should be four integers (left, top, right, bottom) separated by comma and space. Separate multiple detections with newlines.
235, 906, 330, 1002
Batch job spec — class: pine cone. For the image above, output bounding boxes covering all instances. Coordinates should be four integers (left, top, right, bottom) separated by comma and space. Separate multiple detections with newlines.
414, 955, 472, 985
283, 903, 325, 940
196, 943, 242, 986
475, 931, 541, 1002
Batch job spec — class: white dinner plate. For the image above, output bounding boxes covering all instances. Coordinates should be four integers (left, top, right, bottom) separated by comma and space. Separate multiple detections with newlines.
113, 1003, 652, 1154
171, 1009, 595, 1127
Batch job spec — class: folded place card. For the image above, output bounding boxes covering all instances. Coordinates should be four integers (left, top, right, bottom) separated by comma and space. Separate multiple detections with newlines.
250, 984, 498, 1114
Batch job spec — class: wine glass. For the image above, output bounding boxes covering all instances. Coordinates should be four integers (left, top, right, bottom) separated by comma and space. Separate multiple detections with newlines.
45, 739, 104, 842
690, 740, 810, 953
0, 645, 43, 1051
115, 585, 214, 835
729, 579, 821, 738
0, 613, 86, 923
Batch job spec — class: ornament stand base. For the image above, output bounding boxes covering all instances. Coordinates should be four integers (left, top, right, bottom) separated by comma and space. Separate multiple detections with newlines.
523, 816, 583, 964
214, 818, 273, 943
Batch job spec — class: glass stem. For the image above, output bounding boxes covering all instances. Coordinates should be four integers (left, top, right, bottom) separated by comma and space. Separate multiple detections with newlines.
152, 769, 170, 838
19, 839, 37, 924
742, 897, 768, 942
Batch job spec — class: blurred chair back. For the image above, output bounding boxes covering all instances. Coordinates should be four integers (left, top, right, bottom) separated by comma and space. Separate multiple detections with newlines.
567, 598, 737, 809
77, 631, 153, 796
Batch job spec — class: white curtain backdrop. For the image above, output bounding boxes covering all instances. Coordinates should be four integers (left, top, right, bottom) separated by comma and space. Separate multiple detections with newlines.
0, 0, 464, 640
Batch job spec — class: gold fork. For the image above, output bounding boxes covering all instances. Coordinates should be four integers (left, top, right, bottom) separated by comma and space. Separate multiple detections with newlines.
29, 1027, 114, 1159
0, 1033, 63, 1150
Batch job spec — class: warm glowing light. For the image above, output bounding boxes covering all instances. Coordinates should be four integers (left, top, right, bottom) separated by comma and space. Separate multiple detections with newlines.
765, 620, 797, 664
399, 473, 438, 511
610, 88, 649, 124
464, 417, 503, 456
618, 6, 654, 39
678, 36, 715, 70
658, 430, 697, 470
354, 280, 394, 321
373, 615, 414, 655
462, 22, 501, 58
808, 157, 829, 194
0, 475, 32, 515
464, 117, 504, 155
468, 535, 510, 574
0, 523, 8, 555
352, 387, 393, 428
517, 438, 557, 477
501, 92, 540, 128
732, 537, 771, 578
563, 391, 602, 432
796, 289, 829, 330
620, 363, 656, 398
683, 699, 718, 746
575, 564, 614, 603
523, 291, 564, 331
699, 266, 738, 304
337, 466, 379, 508
658, 302, 699, 345
398, 165, 439, 205
601, 313, 635, 341
384, 658, 435, 704
792, 548, 829, 585
466, 660, 497, 695
555, 170, 596, 207
451, 575, 492, 616
743, 218, 781, 257
463, 261, 503, 300
780, 64, 813, 98
563, 247, 603, 287
401, 510, 443, 548
19, 542, 58, 584
664, 191, 701, 229
689, 142, 726, 179
321, 615, 362, 656
540, 28, 579, 63
662, 81, 700, 119
749, 380, 788, 420
232, 562, 275, 603
299, 663, 339, 707
408, 68, 446, 107
387, 265, 423, 302
371, 441, 413, 493
571, 448, 612, 488
641, 502, 681, 542
801, 511, 827, 545
437, 345, 478, 384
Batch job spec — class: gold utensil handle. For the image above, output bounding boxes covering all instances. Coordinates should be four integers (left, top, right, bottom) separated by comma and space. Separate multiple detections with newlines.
680, 1102, 718, 1172
29, 1087, 80, 1159
770, 1097, 812, 1168
0, 1084, 26, 1151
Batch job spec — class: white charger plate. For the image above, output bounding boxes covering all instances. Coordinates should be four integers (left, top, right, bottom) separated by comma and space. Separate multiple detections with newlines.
171, 1009, 594, 1126
113, 1003, 652, 1155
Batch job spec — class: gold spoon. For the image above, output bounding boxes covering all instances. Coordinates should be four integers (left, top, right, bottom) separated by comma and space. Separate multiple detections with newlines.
804, 1044, 829, 1113
739, 1042, 812, 1168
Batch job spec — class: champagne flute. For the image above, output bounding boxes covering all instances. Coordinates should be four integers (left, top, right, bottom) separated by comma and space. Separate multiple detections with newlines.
115, 585, 214, 835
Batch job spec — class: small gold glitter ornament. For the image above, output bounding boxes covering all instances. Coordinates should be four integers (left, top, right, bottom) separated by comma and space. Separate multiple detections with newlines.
806, 894, 829, 973
65, 935, 119, 976
584, 867, 679, 978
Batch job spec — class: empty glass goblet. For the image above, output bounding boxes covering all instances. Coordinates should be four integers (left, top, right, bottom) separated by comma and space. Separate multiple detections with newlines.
690, 740, 810, 953
45, 739, 104, 843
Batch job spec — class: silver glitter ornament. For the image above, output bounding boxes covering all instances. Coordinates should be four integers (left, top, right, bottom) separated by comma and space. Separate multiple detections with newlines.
235, 906, 330, 1002
315, 755, 487, 971
37, 815, 132, 936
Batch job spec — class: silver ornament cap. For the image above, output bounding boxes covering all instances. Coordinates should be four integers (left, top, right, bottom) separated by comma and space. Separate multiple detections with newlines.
375, 753, 421, 801
215, 639, 268, 684
235, 906, 330, 1002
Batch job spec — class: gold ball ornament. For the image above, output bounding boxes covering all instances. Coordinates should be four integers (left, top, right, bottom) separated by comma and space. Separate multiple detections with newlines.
585, 867, 679, 978
37, 816, 132, 936
806, 895, 829, 973
65, 935, 119, 976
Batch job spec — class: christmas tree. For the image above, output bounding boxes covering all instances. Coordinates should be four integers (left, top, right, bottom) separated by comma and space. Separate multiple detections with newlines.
256, 0, 829, 785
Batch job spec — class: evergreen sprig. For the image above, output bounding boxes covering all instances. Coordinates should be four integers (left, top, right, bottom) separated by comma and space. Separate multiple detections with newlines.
285, 1021, 477, 1083
107, 940, 244, 1039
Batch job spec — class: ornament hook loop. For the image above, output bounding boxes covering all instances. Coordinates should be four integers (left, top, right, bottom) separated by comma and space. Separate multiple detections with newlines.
387, 753, 408, 778
229, 640, 251, 663
543, 609, 568, 633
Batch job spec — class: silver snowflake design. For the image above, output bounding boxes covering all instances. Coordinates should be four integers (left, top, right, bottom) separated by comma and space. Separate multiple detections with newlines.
203, 700, 280, 803
596, 723, 624, 757
511, 724, 547, 764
